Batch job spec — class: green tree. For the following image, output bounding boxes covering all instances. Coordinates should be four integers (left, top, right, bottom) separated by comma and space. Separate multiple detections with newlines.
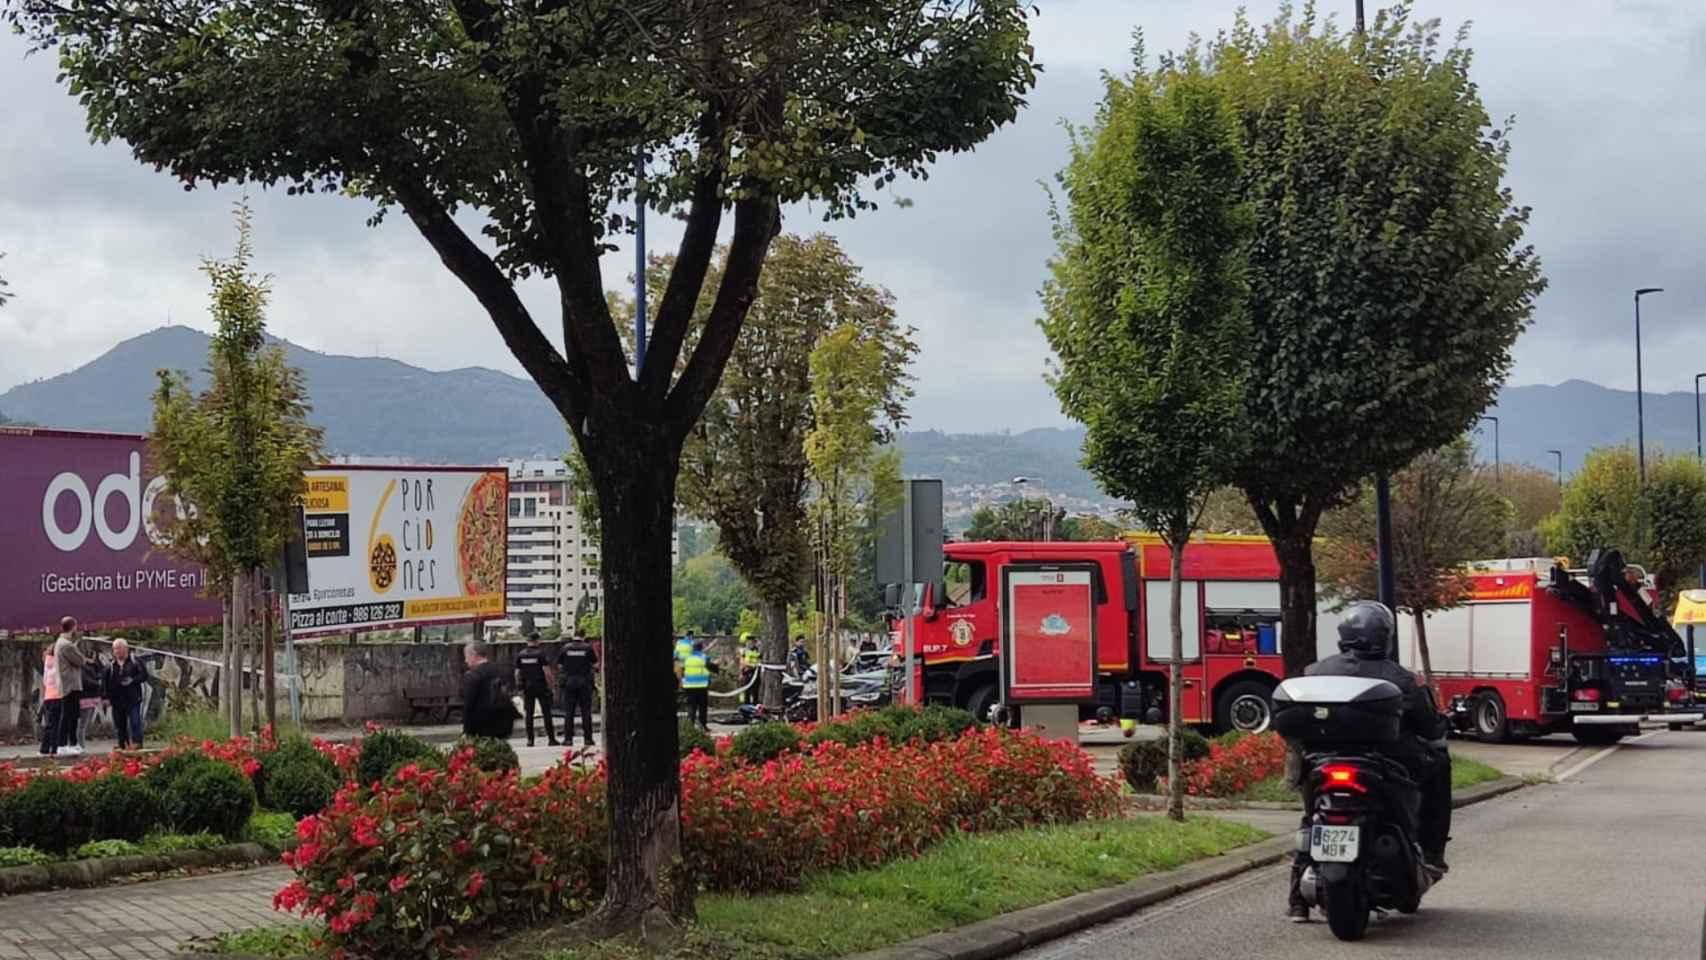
671, 552, 755, 635
150, 204, 323, 737
1318, 439, 1510, 685
1196, 487, 1262, 535
806, 325, 904, 716
963, 497, 1065, 541
1186, 7, 1546, 676
1492, 463, 1563, 556
637, 235, 914, 709
1544, 446, 1706, 610
1041, 59, 1251, 822
10, 1, 1038, 923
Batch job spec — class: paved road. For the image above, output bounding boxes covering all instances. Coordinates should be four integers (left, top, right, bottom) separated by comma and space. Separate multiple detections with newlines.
1018, 728, 1706, 960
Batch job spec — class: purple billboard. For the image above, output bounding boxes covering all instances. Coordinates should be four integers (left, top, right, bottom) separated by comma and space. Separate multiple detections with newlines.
0, 428, 220, 634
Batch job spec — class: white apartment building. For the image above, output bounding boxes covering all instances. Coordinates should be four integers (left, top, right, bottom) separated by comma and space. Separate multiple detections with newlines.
489, 458, 678, 634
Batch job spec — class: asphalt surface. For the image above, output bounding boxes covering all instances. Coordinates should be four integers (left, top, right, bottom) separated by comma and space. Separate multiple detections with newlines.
1018, 728, 1706, 960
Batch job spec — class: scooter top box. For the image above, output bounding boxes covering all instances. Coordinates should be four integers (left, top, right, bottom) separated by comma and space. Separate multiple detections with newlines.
1272, 676, 1403, 745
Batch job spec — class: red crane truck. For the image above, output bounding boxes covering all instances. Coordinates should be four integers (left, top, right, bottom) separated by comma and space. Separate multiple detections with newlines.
898, 536, 1701, 739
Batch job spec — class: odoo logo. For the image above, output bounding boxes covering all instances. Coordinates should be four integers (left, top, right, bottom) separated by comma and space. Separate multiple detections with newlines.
40, 452, 186, 552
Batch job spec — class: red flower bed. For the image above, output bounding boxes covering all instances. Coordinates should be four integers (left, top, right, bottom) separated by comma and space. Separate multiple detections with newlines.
276, 726, 1116, 958
276, 749, 605, 959
1178, 732, 1289, 797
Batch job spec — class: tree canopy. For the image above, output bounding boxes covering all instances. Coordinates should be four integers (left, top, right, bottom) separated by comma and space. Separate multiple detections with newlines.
961, 499, 1121, 541
1543, 446, 1706, 609
1152, 6, 1546, 675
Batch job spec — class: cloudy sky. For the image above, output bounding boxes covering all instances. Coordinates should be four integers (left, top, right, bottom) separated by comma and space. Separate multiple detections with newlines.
2, 1, 1704, 434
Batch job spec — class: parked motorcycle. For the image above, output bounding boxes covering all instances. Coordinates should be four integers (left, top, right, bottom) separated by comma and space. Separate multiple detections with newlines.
1273, 675, 1441, 942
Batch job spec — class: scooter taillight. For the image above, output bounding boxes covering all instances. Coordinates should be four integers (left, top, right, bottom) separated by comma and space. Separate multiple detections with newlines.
1320, 764, 1367, 794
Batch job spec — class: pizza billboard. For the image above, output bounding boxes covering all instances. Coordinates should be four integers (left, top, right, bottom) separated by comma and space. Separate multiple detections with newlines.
0, 428, 221, 633
286, 466, 508, 635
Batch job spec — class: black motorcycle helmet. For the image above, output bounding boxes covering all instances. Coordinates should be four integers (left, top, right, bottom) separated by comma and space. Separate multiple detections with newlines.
1337, 601, 1396, 659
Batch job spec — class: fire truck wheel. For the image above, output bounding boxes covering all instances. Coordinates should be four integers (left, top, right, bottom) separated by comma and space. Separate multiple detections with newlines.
1471, 691, 1509, 743
964, 683, 1000, 726
1215, 680, 1274, 734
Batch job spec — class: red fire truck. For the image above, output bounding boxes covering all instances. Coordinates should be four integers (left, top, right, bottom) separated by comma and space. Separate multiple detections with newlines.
1391, 551, 1701, 745
898, 536, 1700, 740
901, 535, 1306, 733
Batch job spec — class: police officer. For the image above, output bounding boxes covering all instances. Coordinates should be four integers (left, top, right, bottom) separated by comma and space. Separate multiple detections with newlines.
514, 631, 559, 747
674, 630, 696, 665
557, 629, 598, 747
681, 638, 717, 729
1286, 601, 1451, 922
739, 632, 761, 705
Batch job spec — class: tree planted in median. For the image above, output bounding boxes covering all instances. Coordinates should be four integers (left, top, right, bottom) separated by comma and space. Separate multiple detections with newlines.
1042, 59, 1252, 822
9, 0, 1038, 928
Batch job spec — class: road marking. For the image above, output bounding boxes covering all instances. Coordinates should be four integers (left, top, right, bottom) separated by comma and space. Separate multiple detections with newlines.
1553, 728, 1663, 782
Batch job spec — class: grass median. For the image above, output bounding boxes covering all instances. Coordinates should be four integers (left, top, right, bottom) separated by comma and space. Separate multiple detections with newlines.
1232, 754, 1503, 803
201, 816, 1267, 960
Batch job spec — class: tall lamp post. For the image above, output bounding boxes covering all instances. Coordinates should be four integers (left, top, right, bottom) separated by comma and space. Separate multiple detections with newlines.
1634, 287, 1664, 484
1479, 415, 1501, 487
1546, 449, 1564, 490
1697, 373, 1705, 590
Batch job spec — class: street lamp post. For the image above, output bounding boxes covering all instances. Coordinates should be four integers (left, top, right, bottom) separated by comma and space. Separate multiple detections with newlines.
1695, 372, 1705, 464
1479, 415, 1501, 487
1634, 288, 1664, 485
1546, 449, 1564, 490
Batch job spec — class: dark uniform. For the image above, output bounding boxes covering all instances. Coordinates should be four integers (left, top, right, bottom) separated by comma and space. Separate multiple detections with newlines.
1287, 601, 1451, 920
514, 637, 558, 747
557, 634, 598, 746
461, 659, 515, 740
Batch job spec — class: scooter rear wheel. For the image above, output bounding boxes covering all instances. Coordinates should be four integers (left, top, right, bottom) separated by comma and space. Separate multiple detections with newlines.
1323, 876, 1370, 941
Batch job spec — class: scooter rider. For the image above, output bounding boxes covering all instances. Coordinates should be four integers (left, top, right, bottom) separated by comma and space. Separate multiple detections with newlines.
1286, 600, 1452, 922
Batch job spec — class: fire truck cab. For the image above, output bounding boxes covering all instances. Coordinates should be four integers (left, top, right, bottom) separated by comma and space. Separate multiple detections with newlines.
903, 535, 1318, 733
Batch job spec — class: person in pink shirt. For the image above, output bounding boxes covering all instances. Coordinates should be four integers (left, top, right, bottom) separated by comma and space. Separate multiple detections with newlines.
38, 643, 61, 756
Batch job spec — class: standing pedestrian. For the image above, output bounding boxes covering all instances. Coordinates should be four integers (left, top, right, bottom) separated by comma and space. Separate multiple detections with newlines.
514, 631, 559, 747
789, 634, 811, 678
460, 641, 515, 740
739, 632, 761, 705
557, 629, 598, 747
53, 617, 86, 756
674, 629, 695, 665
106, 640, 149, 749
38, 643, 61, 756
681, 638, 717, 730
75, 638, 104, 751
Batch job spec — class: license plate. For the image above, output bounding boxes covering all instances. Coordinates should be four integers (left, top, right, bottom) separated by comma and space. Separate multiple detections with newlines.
1570, 701, 1600, 712
1310, 825, 1360, 863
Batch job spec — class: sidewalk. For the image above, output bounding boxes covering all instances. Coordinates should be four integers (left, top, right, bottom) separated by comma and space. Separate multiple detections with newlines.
0, 865, 292, 960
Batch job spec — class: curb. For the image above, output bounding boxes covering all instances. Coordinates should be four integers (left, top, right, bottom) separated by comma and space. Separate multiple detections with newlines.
0, 842, 274, 897
847, 775, 1530, 960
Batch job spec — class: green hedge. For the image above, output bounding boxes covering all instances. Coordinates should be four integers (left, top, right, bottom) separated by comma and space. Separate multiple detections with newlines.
90, 775, 164, 843
164, 763, 256, 841
6, 777, 93, 855
1117, 729, 1210, 793
266, 760, 338, 820
356, 730, 442, 787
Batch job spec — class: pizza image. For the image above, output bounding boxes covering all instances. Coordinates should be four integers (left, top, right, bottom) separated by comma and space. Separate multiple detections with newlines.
457, 472, 506, 596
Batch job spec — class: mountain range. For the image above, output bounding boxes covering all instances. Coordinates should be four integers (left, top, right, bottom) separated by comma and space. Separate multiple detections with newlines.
3, 326, 1701, 502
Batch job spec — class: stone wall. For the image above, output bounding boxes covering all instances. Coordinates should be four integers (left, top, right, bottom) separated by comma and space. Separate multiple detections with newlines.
0, 638, 548, 736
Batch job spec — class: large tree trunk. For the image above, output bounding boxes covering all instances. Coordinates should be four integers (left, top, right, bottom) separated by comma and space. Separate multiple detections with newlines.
760, 598, 789, 710
1166, 535, 1186, 823
220, 592, 234, 730
1253, 499, 1324, 679
583, 424, 694, 930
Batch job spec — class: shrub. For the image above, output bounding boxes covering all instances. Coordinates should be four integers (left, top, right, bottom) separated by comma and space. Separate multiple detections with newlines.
454, 736, 520, 773
1180, 731, 1289, 798
145, 751, 223, 796
804, 705, 979, 750
164, 763, 256, 841
1213, 729, 1250, 750
277, 755, 605, 960
728, 723, 802, 764
90, 774, 165, 842
74, 839, 144, 860
267, 760, 339, 819
141, 832, 223, 854
677, 719, 716, 759
917, 704, 979, 741
247, 811, 298, 851
0, 846, 53, 867
7, 776, 93, 855
356, 730, 442, 787
387, 750, 447, 782
259, 736, 337, 808
1117, 730, 1210, 794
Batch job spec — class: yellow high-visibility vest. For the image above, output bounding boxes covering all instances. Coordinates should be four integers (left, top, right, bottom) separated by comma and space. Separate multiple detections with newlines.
682, 653, 711, 690
742, 647, 761, 667
674, 638, 693, 662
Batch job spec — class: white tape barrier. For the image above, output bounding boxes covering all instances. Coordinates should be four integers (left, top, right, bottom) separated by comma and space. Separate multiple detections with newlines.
87, 635, 299, 683
708, 662, 792, 699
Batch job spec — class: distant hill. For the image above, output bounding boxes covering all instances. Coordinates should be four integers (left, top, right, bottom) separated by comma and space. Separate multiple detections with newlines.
2, 326, 1697, 495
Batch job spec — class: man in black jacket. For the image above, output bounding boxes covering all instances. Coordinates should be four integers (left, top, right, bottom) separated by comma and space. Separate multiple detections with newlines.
105, 639, 150, 749
557, 630, 598, 747
461, 641, 515, 740
514, 631, 559, 747
1286, 601, 1451, 922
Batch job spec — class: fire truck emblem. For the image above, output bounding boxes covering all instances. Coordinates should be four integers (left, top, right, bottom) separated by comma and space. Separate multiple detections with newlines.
1040, 613, 1071, 636
950, 619, 975, 648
